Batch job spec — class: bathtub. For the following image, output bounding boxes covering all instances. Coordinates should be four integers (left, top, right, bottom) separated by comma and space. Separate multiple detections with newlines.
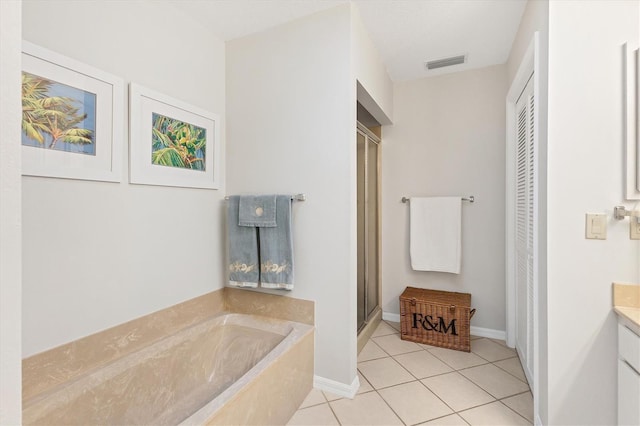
23, 313, 314, 425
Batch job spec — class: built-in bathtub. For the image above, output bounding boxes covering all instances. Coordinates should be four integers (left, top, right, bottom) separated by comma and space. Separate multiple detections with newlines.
23, 312, 314, 425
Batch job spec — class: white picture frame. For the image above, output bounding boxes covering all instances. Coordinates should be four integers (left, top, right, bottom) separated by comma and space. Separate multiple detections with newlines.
636, 47, 640, 194
21, 41, 124, 182
624, 43, 640, 199
129, 83, 220, 190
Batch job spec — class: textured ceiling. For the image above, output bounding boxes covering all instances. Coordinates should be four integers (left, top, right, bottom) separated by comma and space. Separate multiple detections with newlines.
169, 0, 527, 81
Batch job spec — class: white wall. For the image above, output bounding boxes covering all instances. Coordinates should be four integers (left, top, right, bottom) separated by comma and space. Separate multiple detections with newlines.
382, 65, 508, 334
21, 0, 226, 357
351, 4, 394, 125
506, 1, 549, 423
227, 5, 356, 387
507, 0, 549, 84
227, 4, 392, 389
546, 1, 639, 424
0, 0, 23, 422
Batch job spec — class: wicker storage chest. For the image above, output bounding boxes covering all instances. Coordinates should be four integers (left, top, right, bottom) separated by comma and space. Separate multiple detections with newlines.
400, 287, 476, 352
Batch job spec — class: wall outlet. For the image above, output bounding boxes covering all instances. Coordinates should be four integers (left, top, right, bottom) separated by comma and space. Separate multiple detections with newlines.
631, 219, 640, 240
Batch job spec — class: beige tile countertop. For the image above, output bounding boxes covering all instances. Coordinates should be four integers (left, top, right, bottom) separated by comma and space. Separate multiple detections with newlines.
613, 283, 640, 333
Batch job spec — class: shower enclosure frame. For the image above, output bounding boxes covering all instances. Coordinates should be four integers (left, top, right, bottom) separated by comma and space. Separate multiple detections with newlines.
357, 122, 381, 334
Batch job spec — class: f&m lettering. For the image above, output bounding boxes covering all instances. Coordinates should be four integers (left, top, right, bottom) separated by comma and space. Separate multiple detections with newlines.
411, 312, 458, 336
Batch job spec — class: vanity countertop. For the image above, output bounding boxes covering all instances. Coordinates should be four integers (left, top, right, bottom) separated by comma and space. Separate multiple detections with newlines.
613, 283, 640, 333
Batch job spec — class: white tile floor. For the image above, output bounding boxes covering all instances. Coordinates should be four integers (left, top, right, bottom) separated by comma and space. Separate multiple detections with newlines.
288, 321, 532, 426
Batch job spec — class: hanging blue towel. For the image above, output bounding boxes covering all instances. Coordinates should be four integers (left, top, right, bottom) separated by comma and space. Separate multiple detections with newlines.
238, 195, 277, 227
226, 196, 259, 287
259, 195, 294, 290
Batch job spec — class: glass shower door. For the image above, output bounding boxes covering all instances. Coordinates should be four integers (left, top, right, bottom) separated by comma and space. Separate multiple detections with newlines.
357, 131, 366, 331
366, 137, 379, 319
357, 124, 380, 333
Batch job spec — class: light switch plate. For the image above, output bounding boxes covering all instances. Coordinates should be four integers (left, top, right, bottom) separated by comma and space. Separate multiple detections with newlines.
586, 214, 607, 240
631, 219, 640, 240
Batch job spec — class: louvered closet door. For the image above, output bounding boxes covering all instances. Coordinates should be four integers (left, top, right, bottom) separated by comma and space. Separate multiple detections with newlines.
515, 75, 535, 383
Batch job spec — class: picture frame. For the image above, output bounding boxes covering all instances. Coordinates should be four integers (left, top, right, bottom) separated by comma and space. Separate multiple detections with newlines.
21, 41, 124, 182
624, 43, 640, 200
129, 83, 220, 190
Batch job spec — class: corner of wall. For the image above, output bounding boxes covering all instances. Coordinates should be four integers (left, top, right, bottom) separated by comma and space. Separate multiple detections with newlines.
350, 3, 394, 124
0, 0, 23, 422
21, 0, 227, 357
226, 4, 357, 388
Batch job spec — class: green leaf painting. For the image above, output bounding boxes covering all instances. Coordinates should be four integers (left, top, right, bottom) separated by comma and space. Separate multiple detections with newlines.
151, 113, 206, 171
21, 72, 96, 155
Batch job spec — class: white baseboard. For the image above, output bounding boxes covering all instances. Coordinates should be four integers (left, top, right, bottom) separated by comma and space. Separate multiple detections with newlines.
470, 326, 506, 341
313, 374, 359, 399
382, 312, 400, 323
382, 311, 506, 341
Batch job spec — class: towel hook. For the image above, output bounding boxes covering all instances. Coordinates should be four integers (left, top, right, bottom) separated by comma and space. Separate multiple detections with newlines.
613, 205, 640, 222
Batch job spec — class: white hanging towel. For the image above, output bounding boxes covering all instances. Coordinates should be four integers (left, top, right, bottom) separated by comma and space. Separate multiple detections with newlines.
410, 197, 462, 274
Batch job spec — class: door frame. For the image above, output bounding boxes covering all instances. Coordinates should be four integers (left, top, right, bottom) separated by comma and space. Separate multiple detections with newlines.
505, 31, 540, 415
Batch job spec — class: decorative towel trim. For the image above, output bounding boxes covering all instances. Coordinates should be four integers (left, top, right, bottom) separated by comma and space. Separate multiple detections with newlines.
261, 283, 294, 291
260, 260, 290, 274
229, 281, 259, 288
229, 261, 257, 274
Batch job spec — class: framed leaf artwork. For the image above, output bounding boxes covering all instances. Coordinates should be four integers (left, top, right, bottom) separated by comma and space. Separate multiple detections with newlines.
129, 83, 220, 189
21, 42, 124, 182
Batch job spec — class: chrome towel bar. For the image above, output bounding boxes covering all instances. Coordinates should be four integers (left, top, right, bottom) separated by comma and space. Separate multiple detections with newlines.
401, 195, 475, 203
224, 193, 306, 202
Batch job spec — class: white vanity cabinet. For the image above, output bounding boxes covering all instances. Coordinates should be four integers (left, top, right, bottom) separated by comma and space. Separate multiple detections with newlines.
618, 320, 640, 425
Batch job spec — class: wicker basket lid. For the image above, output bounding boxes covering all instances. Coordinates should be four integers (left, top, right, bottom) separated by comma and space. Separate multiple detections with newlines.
400, 286, 471, 307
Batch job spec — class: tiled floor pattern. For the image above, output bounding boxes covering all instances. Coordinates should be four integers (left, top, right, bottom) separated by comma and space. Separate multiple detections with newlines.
288, 321, 532, 426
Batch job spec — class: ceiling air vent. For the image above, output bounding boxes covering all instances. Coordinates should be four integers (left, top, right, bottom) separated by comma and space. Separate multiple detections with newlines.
425, 54, 467, 70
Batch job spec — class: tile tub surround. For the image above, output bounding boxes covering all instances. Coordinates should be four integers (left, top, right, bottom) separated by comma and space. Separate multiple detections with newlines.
23, 288, 226, 402
192, 328, 314, 425
23, 287, 315, 424
23, 313, 314, 425
224, 286, 314, 325
613, 282, 640, 332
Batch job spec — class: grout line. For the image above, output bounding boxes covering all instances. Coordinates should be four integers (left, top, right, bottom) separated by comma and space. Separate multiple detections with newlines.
456, 371, 525, 401
373, 388, 408, 426
389, 353, 453, 376
358, 371, 375, 393
367, 377, 418, 392
422, 372, 498, 413
297, 389, 328, 410
492, 359, 530, 385
412, 412, 470, 426
358, 339, 392, 363
414, 377, 459, 421
498, 389, 531, 400
414, 369, 457, 380
456, 399, 505, 416
359, 351, 419, 390
423, 350, 490, 371
498, 398, 534, 424
298, 401, 326, 410
383, 320, 401, 332
326, 400, 343, 426
363, 378, 415, 392
457, 360, 531, 397
371, 331, 398, 338
366, 339, 395, 358
388, 353, 423, 382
